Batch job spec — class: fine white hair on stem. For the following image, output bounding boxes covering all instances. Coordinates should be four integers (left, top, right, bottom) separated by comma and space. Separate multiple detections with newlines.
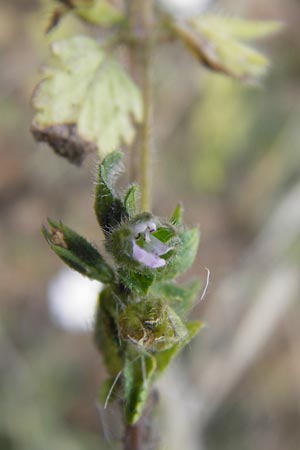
104, 370, 123, 409
200, 267, 210, 301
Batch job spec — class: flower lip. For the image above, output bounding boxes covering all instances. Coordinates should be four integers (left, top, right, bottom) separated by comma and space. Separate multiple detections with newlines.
129, 218, 173, 268
147, 235, 171, 256
132, 240, 166, 268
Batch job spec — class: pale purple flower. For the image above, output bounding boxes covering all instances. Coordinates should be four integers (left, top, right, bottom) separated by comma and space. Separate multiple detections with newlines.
132, 241, 166, 268
131, 221, 172, 268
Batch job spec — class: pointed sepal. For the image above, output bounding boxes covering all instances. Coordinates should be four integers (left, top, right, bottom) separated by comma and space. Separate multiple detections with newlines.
42, 219, 114, 283
170, 203, 183, 226
94, 151, 128, 234
124, 184, 140, 218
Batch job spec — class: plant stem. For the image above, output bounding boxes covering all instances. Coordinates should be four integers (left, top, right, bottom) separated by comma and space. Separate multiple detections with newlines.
140, 31, 152, 212
123, 6, 155, 449
126, 0, 154, 211
123, 390, 159, 450
124, 423, 143, 450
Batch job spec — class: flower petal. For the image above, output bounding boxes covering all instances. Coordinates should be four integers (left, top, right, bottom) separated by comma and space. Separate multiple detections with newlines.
148, 235, 172, 256
132, 220, 157, 236
132, 240, 166, 268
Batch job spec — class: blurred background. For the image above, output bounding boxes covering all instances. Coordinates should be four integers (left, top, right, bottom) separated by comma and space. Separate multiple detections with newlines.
1, 0, 300, 449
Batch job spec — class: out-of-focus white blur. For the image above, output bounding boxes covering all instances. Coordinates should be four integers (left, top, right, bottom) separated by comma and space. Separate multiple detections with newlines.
158, 0, 210, 16
47, 268, 102, 332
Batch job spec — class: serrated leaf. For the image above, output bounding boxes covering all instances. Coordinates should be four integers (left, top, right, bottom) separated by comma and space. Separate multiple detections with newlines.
78, 58, 143, 154
155, 321, 204, 376
124, 350, 156, 424
194, 16, 282, 41
32, 36, 143, 159
124, 184, 140, 218
173, 15, 281, 81
95, 151, 128, 234
46, 1, 124, 32
150, 279, 201, 317
76, 0, 124, 26
42, 219, 114, 283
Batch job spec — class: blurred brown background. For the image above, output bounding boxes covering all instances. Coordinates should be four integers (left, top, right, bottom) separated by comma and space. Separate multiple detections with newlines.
1, 1, 300, 449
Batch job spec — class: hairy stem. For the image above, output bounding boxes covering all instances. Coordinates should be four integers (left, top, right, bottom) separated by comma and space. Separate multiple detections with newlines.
140, 33, 152, 211
123, 7, 155, 450
126, 0, 154, 211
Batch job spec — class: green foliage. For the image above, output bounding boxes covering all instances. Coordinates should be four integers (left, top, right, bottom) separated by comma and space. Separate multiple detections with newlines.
43, 152, 202, 424
194, 16, 281, 40
172, 15, 281, 81
118, 267, 155, 295
32, 5, 279, 167
32, 36, 143, 160
160, 228, 200, 280
42, 219, 114, 283
94, 288, 123, 376
94, 150, 128, 233
124, 185, 140, 218
46, 0, 125, 33
33, 0, 280, 438
170, 203, 183, 226
75, 0, 124, 27
124, 351, 157, 425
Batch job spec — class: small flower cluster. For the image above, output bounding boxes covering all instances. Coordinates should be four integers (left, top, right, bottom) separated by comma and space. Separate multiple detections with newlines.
43, 151, 202, 424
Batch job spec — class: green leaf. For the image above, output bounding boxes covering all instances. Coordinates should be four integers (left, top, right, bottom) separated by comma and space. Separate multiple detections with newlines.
124, 184, 140, 218
162, 228, 200, 280
124, 350, 156, 424
152, 226, 176, 243
194, 16, 282, 41
94, 151, 128, 234
78, 58, 143, 154
118, 268, 155, 295
75, 0, 124, 27
32, 36, 143, 159
155, 321, 204, 376
46, 1, 125, 34
170, 203, 183, 226
94, 288, 123, 376
150, 279, 201, 317
173, 15, 281, 81
42, 220, 114, 283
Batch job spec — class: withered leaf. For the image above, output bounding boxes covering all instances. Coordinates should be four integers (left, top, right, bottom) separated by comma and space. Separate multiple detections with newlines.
31, 123, 97, 165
